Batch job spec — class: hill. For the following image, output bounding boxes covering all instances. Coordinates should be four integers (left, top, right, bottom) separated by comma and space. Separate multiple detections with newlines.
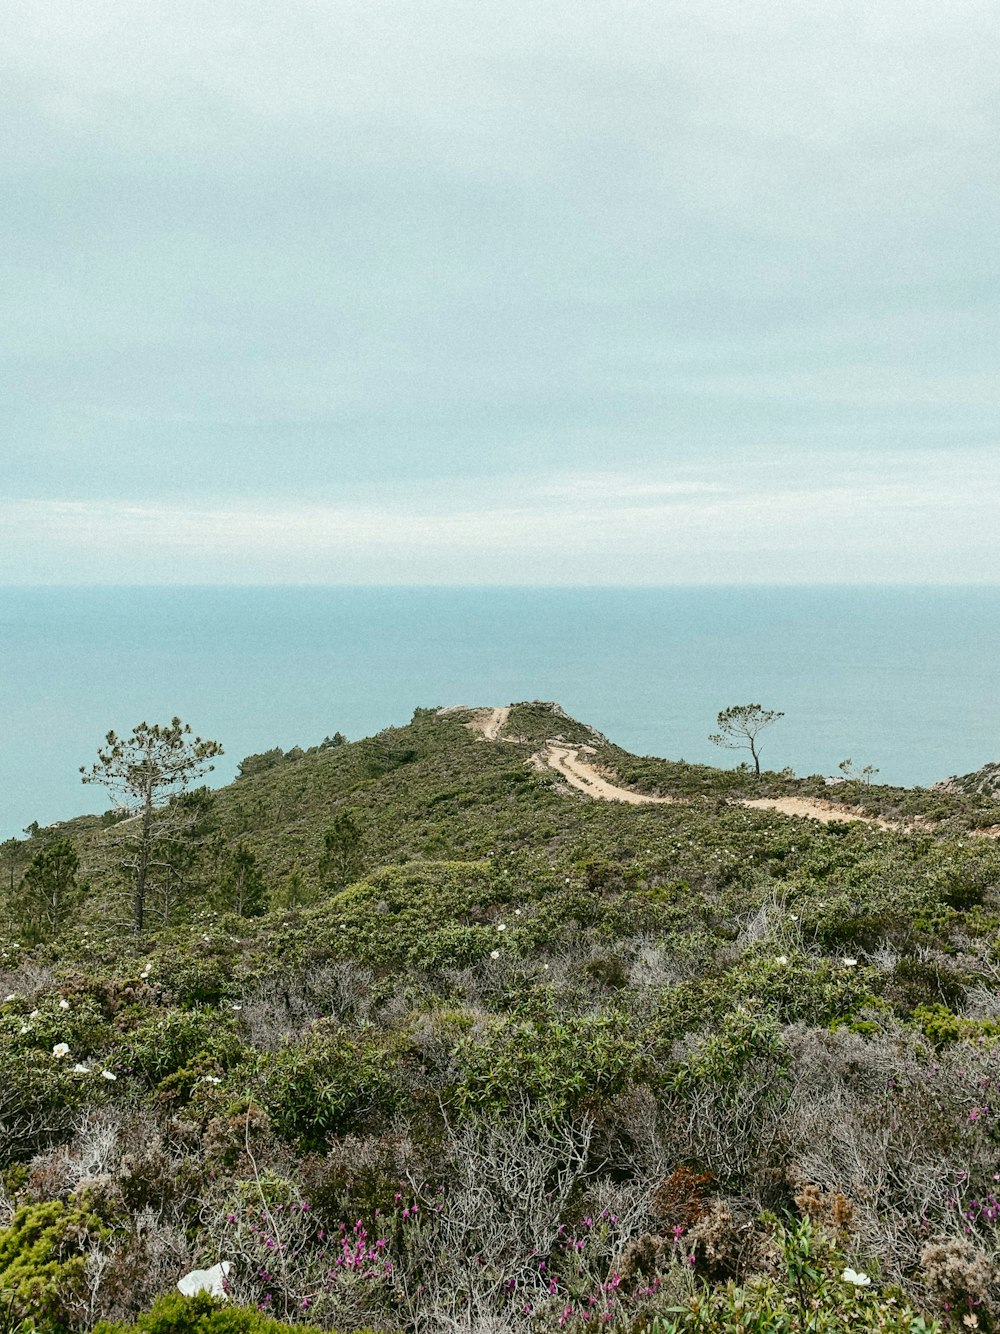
936, 759, 1000, 801
1, 701, 999, 1331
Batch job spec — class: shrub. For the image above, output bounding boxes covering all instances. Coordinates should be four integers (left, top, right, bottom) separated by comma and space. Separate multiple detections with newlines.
92, 1289, 371, 1332
0, 1195, 107, 1333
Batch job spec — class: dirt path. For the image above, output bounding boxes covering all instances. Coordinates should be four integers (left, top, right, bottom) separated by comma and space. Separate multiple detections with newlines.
536, 742, 900, 831
481, 706, 511, 741
446, 708, 915, 832
741, 796, 896, 830
437, 705, 512, 742
543, 744, 678, 805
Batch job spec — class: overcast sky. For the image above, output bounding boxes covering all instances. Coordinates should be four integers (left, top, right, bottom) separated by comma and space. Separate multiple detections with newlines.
2, 0, 997, 584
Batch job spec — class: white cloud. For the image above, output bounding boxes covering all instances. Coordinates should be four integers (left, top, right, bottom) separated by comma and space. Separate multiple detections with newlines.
4, 449, 997, 585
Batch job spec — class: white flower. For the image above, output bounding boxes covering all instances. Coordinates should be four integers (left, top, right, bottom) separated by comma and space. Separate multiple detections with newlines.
53, 1042, 70, 1059
841, 1267, 871, 1287
3, 993, 16, 1002
789, 914, 799, 921
496, 923, 507, 932
775, 956, 789, 965
72, 1063, 91, 1074
543, 963, 550, 970
489, 949, 500, 960
201, 1076, 222, 1085
178, 1260, 231, 1299
29, 1009, 39, 1019
101, 1069, 117, 1081
19, 1024, 29, 1034
58, 998, 70, 1010
843, 957, 858, 968
230, 1004, 242, 1011
514, 909, 522, 916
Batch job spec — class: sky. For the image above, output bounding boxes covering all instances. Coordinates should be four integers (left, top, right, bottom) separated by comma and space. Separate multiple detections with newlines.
1, 0, 997, 585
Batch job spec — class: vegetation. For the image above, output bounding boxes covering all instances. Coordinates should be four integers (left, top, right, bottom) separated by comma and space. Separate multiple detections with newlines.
708, 705, 784, 778
80, 719, 223, 933
2, 701, 1000, 1331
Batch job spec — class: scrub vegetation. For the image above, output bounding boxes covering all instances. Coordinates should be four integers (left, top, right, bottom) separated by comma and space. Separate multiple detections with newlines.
2, 702, 1000, 1332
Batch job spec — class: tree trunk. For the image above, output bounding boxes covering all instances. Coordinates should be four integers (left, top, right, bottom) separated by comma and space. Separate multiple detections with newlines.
134, 793, 152, 933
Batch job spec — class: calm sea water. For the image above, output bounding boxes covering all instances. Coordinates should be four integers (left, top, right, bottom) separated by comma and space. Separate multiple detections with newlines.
2, 585, 998, 839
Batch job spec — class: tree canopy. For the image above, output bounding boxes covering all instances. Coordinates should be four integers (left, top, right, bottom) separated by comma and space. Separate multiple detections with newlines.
81, 718, 222, 933
709, 703, 784, 777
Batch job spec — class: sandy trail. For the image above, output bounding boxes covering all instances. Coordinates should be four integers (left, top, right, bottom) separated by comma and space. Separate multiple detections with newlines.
437, 705, 512, 742
741, 796, 896, 830
481, 706, 511, 741
537, 742, 899, 830
544, 744, 678, 805
446, 707, 920, 833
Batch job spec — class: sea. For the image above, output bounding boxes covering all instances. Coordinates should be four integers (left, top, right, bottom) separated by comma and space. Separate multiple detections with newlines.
2, 585, 999, 840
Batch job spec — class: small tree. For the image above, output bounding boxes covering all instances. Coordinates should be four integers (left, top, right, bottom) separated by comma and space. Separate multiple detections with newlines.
16, 837, 83, 943
81, 718, 223, 934
838, 757, 880, 787
318, 809, 366, 892
709, 703, 784, 778
217, 843, 268, 917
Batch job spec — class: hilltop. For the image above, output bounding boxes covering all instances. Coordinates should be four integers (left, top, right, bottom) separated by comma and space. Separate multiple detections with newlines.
936, 758, 1000, 801
2, 701, 999, 1332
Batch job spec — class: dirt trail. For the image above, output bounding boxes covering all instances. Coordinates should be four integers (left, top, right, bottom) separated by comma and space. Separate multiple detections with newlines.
544, 744, 678, 806
437, 705, 512, 742
741, 796, 896, 830
481, 706, 511, 741
444, 708, 917, 833
536, 742, 901, 831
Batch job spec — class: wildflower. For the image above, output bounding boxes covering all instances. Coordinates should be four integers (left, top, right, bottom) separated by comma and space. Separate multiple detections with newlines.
775, 955, 788, 965
53, 1042, 70, 1059
789, 913, 799, 921
3, 993, 15, 1002
201, 1076, 222, 1085
841, 1267, 871, 1286
490, 950, 500, 959
18, 1024, 28, 1034
230, 1004, 242, 1011
964, 1315, 979, 1329
178, 1260, 231, 1298
497, 923, 506, 932
29, 1009, 39, 1019
101, 1069, 117, 1081
72, 1062, 90, 1074
58, 998, 70, 1010
843, 957, 858, 968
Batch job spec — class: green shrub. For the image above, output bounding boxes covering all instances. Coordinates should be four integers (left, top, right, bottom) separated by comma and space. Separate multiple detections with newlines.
453, 1003, 639, 1118
122, 1008, 244, 1086
0, 1196, 107, 1333
92, 1289, 382, 1333
258, 1020, 406, 1147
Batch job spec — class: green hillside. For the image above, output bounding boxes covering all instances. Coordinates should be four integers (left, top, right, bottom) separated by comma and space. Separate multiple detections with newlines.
2, 703, 999, 1332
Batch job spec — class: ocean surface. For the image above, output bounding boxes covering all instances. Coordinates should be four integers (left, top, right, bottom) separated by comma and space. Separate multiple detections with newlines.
2, 585, 999, 839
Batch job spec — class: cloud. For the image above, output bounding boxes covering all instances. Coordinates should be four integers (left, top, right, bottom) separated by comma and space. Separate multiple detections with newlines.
0, 0, 996, 567
4, 450, 998, 585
